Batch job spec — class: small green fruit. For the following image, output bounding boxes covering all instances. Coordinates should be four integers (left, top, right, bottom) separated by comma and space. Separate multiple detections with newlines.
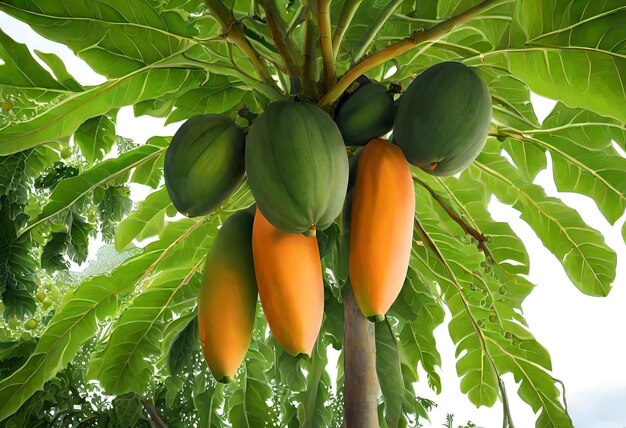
24, 319, 38, 330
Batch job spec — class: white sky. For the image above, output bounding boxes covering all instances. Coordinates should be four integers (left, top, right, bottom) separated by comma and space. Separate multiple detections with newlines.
2, 12, 625, 428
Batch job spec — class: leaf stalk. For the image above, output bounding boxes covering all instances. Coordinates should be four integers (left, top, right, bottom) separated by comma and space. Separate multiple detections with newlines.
318, 0, 513, 107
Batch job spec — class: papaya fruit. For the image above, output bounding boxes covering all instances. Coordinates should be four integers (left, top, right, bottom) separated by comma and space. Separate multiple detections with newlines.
164, 114, 245, 217
349, 139, 415, 321
393, 61, 492, 176
252, 209, 324, 357
335, 79, 395, 146
245, 101, 349, 236
197, 210, 257, 383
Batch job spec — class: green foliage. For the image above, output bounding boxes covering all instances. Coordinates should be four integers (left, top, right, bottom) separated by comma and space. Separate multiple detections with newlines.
0, 0, 624, 427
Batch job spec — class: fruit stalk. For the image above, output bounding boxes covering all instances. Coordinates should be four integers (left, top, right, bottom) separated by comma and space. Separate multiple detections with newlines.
343, 284, 379, 428
318, 0, 513, 107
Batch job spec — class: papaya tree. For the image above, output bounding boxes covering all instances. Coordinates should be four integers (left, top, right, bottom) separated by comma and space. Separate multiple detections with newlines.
0, 0, 624, 427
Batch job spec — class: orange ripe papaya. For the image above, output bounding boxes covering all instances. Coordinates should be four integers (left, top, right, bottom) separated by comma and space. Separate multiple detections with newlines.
252, 209, 324, 358
198, 210, 257, 383
349, 138, 415, 321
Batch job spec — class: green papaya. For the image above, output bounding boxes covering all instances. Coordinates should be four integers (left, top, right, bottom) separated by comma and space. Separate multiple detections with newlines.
245, 101, 349, 236
335, 79, 395, 146
164, 114, 245, 217
394, 61, 492, 176
198, 210, 257, 383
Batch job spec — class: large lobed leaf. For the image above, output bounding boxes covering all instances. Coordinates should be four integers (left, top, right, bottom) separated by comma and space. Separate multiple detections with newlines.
472, 139, 617, 296
498, 0, 626, 123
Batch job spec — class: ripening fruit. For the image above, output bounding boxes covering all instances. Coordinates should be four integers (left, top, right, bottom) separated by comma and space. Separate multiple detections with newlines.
197, 210, 258, 383
36, 291, 46, 302
349, 138, 415, 321
245, 101, 349, 236
394, 61, 492, 176
164, 114, 245, 217
252, 209, 324, 358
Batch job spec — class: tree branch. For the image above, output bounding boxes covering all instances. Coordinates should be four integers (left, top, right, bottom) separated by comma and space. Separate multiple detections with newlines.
318, 0, 335, 91
142, 400, 168, 428
332, 0, 363, 60
258, 0, 303, 79
352, 0, 403, 63
319, 0, 513, 107
204, 0, 278, 90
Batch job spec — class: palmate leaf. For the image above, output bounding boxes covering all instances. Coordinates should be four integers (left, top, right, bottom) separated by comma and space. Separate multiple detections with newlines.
165, 74, 247, 124
472, 139, 617, 296
130, 136, 169, 189
410, 170, 573, 426
227, 346, 274, 428
0, 65, 205, 155
296, 340, 333, 428
74, 114, 117, 164
482, 0, 626, 123
375, 321, 403, 428
0, 0, 199, 78
92, 265, 204, 395
115, 187, 174, 251
413, 223, 571, 427
519, 103, 626, 225
0, 217, 213, 421
23, 142, 166, 234
392, 267, 445, 393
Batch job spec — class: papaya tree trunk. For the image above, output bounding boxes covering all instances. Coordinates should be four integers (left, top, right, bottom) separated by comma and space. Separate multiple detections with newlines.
343, 283, 378, 427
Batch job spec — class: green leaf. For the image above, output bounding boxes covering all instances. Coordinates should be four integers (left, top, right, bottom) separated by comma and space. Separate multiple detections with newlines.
0, 66, 205, 155
228, 347, 273, 428
166, 75, 247, 124
493, 0, 626, 123
375, 321, 403, 428
115, 187, 173, 251
297, 341, 332, 428
25, 143, 166, 234
0, 218, 211, 421
526, 103, 626, 224
194, 383, 225, 428
394, 268, 444, 393
166, 316, 199, 376
33, 50, 82, 92
0, 0, 198, 78
74, 114, 117, 164
130, 137, 169, 188
0, 249, 155, 421
94, 266, 203, 395
472, 139, 617, 296
96, 185, 133, 243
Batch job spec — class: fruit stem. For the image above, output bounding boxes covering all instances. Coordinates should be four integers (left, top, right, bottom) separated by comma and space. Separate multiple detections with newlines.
318, 0, 514, 107
343, 283, 379, 427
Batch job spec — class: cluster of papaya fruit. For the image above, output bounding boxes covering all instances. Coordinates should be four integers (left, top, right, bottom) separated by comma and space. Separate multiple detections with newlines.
163, 61, 492, 382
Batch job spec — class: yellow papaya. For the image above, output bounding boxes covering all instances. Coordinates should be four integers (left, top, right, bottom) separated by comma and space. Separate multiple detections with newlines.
349, 138, 415, 321
198, 210, 257, 383
252, 209, 324, 358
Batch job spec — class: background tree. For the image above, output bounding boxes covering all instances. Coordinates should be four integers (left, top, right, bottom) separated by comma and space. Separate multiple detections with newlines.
0, 0, 624, 427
